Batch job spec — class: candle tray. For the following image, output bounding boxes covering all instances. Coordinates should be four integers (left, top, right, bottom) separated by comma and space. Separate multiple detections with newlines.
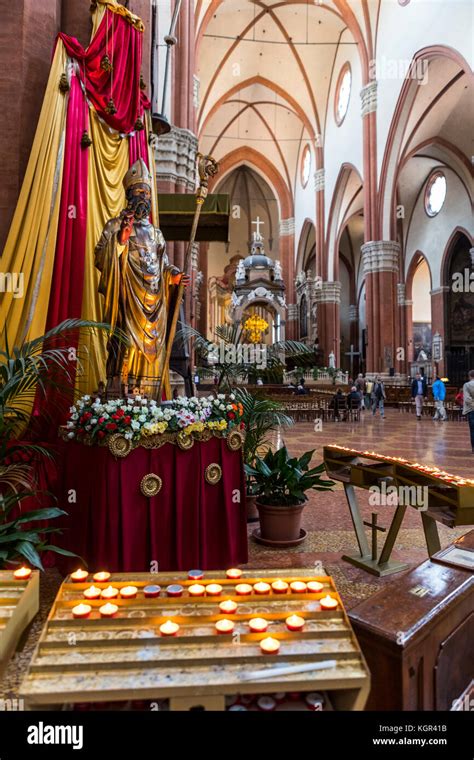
20, 568, 370, 711
0, 571, 39, 676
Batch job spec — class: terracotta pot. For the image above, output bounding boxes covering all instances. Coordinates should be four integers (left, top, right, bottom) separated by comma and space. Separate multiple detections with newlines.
256, 500, 305, 542
246, 493, 259, 523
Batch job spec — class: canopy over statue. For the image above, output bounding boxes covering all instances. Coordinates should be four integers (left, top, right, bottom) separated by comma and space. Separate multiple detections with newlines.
95, 159, 186, 397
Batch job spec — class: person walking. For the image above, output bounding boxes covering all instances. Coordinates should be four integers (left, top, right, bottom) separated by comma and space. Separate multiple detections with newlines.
371, 376, 386, 418
411, 372, 427, 420
355, 373, 366, 411
364, 377, 373, 410
432, 376, 447, 420
462, 369, 474, 453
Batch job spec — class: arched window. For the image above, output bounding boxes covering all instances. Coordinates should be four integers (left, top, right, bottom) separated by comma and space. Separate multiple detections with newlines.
301, 144, 312, 188
299, 294, 308, 338
335, 63, 351, 126
424, 171, 447, 217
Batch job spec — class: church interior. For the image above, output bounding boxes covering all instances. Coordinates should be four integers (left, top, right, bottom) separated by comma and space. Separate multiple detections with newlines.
0, 0, 473, 740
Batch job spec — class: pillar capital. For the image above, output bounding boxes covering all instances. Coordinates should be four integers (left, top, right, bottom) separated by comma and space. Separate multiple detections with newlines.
361, 240, 400, 274
279, 218, 295, 236
153, 126, 198, 191
313, 168, 325, 192
315, 281, 341, 304
348, 304, 358, 321
360, 81, 377, 117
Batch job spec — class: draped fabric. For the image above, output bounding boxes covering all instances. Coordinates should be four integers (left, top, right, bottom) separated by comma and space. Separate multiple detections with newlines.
54, 439, 248, 573
1, 2, 164, 428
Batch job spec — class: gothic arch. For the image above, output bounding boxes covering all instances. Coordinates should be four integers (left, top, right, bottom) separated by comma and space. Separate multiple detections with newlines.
296, 219, 316, 275
378, 45, 473, 240
326, 163, 363, 281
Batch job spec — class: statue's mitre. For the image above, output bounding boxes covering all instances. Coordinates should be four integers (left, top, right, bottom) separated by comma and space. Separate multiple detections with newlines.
123, 158, 152, 191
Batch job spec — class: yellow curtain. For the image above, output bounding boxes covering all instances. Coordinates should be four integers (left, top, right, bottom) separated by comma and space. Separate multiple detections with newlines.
76, 108, 129, 396
0, 44, 68, 349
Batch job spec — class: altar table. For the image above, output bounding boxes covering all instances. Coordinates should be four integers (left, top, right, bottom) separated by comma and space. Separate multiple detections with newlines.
54, 436, 248, 573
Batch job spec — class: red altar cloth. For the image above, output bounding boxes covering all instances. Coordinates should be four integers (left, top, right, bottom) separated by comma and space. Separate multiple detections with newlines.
55, 438, 248, 573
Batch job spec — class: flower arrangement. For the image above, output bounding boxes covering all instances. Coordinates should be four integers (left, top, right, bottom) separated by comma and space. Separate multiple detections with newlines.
65, 394, 244, 443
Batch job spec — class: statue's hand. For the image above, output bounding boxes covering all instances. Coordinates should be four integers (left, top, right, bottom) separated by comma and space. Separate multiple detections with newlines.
118, 209, 135, 244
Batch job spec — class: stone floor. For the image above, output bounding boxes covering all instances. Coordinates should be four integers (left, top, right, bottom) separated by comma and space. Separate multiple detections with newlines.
1, 409, 472, 700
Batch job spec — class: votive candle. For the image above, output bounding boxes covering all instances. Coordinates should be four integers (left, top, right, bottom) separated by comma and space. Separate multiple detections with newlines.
99, 603, 118, 618
226, 568, 242, 580
93, 571, 111, 583
271, 580, 288, 594
320, 595, 338, 610
249, 618, 268, 633
290, 581, 307, 594
188, 584, 206, 597
13, 567, 32, 580
70, 569, 88, 583
144, 585, 161, 598
72, 603, 91, 619
219, 600, 238, 614
120, 585, 138, 599
188, 569, 204, 581
166, 584, 183, 597
205, 584, 222, 596
101, 585, 119, 600
260, 637, 280, 655
235, 583, 253, 596
285, 614, 305, 632
83, 585, 102, 600
253, 582, 271, 595
215, 619, 234, 634
307, 581, 324, 593
159, 620, 179, 636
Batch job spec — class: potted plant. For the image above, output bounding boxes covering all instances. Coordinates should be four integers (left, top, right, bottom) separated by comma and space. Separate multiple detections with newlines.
233, 388, 293, 522
245, 446, 334, 545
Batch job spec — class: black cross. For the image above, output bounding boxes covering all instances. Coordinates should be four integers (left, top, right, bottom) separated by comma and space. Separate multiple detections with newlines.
363, 512, 386, 561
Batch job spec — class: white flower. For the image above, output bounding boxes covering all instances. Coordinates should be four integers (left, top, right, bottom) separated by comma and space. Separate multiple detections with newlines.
91, 418, 97, 425
83, 395, 91, 401
149, 400, 157, 407
230, 393, 235, 400
69, 406, 77, 414
219, 404, 225, 411
67, 432, 75, 439
71, 413, 79, 421
138, 414, 147, 422
217, 393, 225, 400
124, 432, 133, 440
135, 395, 142, 401
85, 425, 91, 431
141, 399, 147, 405
66, 421, 74, 429
131, 420, 140, 431
102, 413, 109, 420
207, 395, 214, 402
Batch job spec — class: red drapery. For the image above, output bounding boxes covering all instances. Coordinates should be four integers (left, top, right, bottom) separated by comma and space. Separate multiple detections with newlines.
58, 10, 150, 135
54, 439, 248, 573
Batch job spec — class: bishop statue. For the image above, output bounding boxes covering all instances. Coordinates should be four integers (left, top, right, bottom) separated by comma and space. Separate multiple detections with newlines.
94, 159, 188, 396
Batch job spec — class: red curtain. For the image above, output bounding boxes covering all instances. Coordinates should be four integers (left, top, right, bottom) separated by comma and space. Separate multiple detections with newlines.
58, 9, 150, 135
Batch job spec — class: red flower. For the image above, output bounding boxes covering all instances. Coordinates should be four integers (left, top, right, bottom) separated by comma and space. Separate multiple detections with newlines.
98, 417, 105, 424
228, 411, 235, 420
116, 408, 125, 417
124, 415, 131, 425
106, 423, 117, 431
97, 430, 106, 439
240, 422, 245, 430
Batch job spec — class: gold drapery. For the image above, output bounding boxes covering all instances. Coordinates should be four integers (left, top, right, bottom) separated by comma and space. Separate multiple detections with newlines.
0, 44, 67, 349
92, 0, 145, 32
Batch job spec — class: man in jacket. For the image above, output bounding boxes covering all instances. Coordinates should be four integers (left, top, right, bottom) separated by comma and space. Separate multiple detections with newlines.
371, 376, 386, 418
411, 372, 427, 420
432, 376, 447, 421
462, 369, 474, 453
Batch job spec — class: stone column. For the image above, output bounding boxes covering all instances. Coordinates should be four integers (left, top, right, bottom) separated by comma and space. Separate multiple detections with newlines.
430, 286, 449, 378
316, 282, 341, 366
397, 283, 410, 374
129, 0, 153, 88
360, 81, 378, 241
348, 304, 359, 351
61, 0, 91, 47
279, 218, 296, 338
361, 240, 400, 373
314, 168, 325, 277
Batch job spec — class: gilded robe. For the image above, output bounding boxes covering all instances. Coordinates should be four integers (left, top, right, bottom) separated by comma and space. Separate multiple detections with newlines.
94, 217, 178, 391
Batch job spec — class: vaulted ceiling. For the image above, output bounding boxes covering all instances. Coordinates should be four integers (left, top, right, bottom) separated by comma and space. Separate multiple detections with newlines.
194, 0, 376, 198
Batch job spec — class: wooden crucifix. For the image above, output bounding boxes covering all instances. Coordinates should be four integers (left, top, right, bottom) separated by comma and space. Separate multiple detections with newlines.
345, 344, 360, 378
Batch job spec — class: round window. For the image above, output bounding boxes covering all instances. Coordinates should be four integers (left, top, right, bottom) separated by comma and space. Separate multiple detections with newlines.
424, 171, 446, 217
335, 63, 352, 126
